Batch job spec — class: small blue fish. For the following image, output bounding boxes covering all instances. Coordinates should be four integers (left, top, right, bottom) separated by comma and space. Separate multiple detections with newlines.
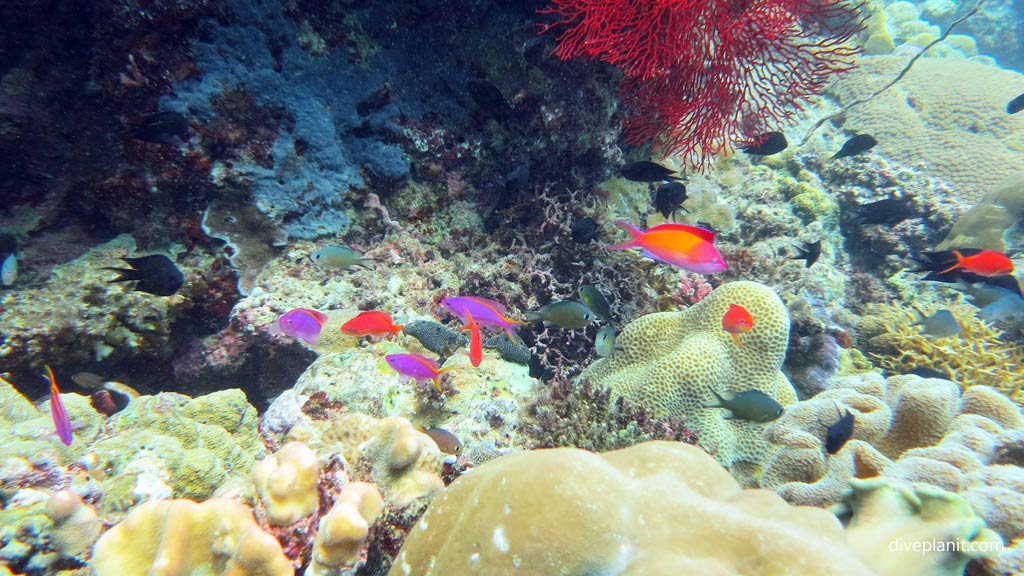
310, 246, 375, 271
910, 307, 960, 338
44, 366, 73, 446
1, 253, 16, 286
595, 325, 617, 357
704, 389, 783, 422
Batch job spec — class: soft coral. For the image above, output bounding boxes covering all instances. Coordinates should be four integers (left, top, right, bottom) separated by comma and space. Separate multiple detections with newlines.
540, 0, 864, 169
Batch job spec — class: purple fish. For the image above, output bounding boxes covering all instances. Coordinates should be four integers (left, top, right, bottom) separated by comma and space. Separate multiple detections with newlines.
440, 296, 525, 339
385, 353, 451, 392
45, 365, 73, 446
278, 308, 328, 345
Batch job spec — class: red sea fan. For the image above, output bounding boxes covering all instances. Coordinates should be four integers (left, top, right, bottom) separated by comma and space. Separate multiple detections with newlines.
540, 0, 865, 169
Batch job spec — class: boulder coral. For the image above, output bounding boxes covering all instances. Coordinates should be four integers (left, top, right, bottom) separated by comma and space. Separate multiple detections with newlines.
91, 498, 292, 576
936, 171, 1024, 252
828, 55, 1024, 203
253, 441, 321, 526
579, 281, 797, 468
761, 373, 1024, 574
390, 442, 877, 575
307, 482, 384, 576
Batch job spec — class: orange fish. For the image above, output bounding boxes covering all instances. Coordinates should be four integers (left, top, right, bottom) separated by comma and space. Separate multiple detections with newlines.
460, 310, 483, 367
604, 221, 727, 274
936, 249, 1014, 276
722, 304, 754, 346
341, 310, 404, 339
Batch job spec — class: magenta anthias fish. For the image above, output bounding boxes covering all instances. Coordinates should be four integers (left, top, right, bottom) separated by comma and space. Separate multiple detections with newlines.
45, 365, 73, 446
385, 353, 452, 392
440, 296, 525, 340
278, 308, 328, 345
604, 221, 727, 274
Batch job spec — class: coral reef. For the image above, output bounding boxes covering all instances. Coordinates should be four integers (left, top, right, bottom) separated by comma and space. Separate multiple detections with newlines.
391, 441, 876, 575
828, 55, 1024, 203
858, 302, 1024, 402
91, 498, 292, 576
580, 281, 797, 469
937, 171, 1024, 252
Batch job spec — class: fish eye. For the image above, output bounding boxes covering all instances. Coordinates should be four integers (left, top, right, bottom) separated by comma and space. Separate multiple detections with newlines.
223, 216, 237, 224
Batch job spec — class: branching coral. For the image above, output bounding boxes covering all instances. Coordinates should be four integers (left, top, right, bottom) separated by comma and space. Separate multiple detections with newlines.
858, 302, 1024, 403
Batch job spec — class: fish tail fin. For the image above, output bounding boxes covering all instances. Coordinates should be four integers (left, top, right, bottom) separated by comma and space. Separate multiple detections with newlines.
524, 311, 542, 322
937, 250, 965, 275
703, 388, 726, 409
101, 267, 138, 283
432, 367, 454, 393
358, 257, 376, 269
604, 221, 642, 251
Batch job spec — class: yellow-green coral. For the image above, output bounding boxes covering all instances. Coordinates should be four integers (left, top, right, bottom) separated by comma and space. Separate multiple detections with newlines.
308, 482, 384, 575
580, 281, 797, 468
937, 171, 1024, 251
859, 302, 1024, 402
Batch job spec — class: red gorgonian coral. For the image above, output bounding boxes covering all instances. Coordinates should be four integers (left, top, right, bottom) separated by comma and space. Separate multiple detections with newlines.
539, 0, 865, 169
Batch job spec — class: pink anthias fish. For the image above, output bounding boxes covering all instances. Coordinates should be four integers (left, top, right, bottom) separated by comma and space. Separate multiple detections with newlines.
45, 365, 73, 446
604, 221, 727, 274
278, 308, 328, 345
385, 353, 452, 392
440, 296, 525, 340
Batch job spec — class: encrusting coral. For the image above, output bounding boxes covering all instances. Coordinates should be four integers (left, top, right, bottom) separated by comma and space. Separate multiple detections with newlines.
390, 441, 877, 575
91, 498, 292, 576
858, 302, 1024, 403
307, 482, 384, 576
253, 441, 321, 526
580, 281, 797, 469
43, 490, 101, 560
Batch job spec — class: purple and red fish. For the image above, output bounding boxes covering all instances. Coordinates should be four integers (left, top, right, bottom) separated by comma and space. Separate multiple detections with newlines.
385, 353, 452, 392
278, 308, 328, 345
605, 221, 727, 274
45, 365, 73, 446
440, 296, 524, 340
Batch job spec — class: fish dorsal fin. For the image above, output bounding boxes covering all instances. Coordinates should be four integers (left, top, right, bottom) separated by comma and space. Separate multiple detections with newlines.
460, 295, 507, 315
408, 353, 440, 374
298, 308, 328, 326
647, 222, 716, 243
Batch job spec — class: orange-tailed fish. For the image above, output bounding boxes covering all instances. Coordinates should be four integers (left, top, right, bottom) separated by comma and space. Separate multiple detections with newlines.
385, 353, 452, 392
341, 310, 404, 339
278, 308, 328, 345
440, 295, 525, 340
45, 365, 73, 446
722, 304, 754, 346
459, 310, 483, 367
913, 249, 1014, 281
604, 221, 726, 274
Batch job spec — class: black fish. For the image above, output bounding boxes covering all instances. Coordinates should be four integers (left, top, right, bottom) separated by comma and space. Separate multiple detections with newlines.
1008, 93, 1024, 115
844, 196, 917, 226
102, 255, 184, 296
653, 182, 687, 221
790, 240, 821, 268
904, 367, 951, 380
824, 405, 855, 454
619, 161, 681, 183
356, 84, 392, 116
571, 217, 599, 244
740, 131, 788, 156
467, 79, 515, 124
831, 134, 877, 159
129, 111, 190, 145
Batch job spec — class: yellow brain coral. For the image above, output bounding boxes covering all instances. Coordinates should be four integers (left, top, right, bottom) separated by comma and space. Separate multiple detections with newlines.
91, 498, 292, 576
580, 280, 797, 468
252, 441, 321, 526
390, 442, 876, 576
829, 55, 1024, 203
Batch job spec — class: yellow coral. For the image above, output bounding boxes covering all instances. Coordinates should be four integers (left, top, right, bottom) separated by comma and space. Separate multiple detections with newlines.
252, 441, 320, 526
91, 498, 292, 576
308, 482, 384, 575
860, 302, 1024, 403
581, 281, 797, 468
